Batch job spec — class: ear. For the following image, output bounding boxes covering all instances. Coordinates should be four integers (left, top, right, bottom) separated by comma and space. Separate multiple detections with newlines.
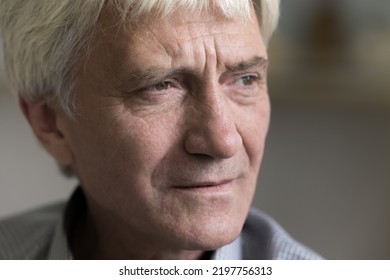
19, 96, 74, 166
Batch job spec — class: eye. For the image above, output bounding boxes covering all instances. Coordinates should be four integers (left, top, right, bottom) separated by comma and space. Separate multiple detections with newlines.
152, 81, 172, 91
134, 79, 184, 103
237, 75, 259, 86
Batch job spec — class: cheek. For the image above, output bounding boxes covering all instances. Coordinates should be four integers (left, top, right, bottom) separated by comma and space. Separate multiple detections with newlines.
237, 99, 270, 168
122, 116, 186, 190
104, 117, 176, 182
66, 112, 180, 219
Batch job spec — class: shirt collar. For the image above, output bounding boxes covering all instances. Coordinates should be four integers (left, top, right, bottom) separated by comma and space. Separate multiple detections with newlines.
212, 234, 243, 260
48, 216, 73, 259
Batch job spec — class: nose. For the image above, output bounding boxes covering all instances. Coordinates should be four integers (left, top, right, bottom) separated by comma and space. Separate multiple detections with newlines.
184, 90, 242, 159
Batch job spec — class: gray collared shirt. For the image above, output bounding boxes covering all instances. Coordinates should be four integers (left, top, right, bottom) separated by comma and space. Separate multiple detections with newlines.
0, 189, 321, 260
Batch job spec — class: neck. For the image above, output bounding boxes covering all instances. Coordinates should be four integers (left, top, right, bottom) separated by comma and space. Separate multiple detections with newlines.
70, 204, 208, 260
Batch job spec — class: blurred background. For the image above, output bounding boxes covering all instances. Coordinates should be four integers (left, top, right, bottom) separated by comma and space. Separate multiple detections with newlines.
1, 0, 389, 259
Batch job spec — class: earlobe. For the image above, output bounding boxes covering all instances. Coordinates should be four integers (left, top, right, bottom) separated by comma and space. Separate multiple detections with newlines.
19, 96, 75, 166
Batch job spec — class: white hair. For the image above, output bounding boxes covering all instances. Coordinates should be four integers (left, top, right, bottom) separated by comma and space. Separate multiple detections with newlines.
0, 0, 280, 117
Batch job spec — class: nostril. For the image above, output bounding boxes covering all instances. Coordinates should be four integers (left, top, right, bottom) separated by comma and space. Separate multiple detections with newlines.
184, 120, 241, 159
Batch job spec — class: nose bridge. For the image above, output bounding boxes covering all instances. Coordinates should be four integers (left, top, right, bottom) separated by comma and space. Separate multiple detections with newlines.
201, 88, 232, 134
184, 83, 242, 159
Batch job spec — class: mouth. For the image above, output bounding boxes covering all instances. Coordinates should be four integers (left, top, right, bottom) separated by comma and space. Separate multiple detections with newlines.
171, 179, 235, 193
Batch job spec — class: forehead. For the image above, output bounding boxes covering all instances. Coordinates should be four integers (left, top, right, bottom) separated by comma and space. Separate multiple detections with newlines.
91, 7, 266, 79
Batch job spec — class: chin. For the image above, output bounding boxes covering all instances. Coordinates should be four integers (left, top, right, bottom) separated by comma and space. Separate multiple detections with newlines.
174, 212, 246, 251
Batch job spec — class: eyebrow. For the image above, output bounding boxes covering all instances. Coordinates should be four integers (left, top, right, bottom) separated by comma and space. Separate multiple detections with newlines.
225, 56, 268, 72
122, 56, 268, 90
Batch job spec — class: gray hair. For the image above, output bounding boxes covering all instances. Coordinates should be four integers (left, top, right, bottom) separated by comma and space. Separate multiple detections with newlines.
0, 0, 280, 117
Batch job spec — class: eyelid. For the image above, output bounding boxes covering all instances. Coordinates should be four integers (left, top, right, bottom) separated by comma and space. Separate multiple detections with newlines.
221, 71, 263, 85
125, 67, 189, 90
146, 80, 171, 89
236, 74, 262, 86
220, 63, 266, 81
142, 78, 186, 95
129, 76, 175, 93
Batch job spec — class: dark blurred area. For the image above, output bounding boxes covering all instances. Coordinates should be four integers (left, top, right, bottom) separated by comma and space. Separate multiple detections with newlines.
253, 0, 390, 259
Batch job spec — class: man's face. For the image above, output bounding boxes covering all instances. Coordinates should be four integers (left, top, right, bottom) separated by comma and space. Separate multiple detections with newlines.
58, 8, 270, 251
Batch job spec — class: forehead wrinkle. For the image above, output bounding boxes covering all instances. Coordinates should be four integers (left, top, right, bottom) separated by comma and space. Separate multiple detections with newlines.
173, 19, 239, 42
116, 10, 265, 91
171, 24, 234, 75
139, 12, 254, 70
144, 25, 173, 60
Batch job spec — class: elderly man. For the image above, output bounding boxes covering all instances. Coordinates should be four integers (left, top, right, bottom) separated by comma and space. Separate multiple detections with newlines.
0, 0, 320, 259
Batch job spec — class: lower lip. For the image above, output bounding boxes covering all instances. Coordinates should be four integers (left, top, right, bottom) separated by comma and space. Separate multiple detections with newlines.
172, 180, 234, 194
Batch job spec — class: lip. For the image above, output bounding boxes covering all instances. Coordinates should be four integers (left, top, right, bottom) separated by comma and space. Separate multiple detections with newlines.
171, 179, 235, 193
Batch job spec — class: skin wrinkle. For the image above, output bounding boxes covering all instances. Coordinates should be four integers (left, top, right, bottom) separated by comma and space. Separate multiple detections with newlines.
49, 6, 269, 259
120, 56, 267, 98
146, 25, 172, 60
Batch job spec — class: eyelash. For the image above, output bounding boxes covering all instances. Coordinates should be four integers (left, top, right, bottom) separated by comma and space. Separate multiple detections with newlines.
137, 73, 262, 98
146, 80, 178, 92
235, 74, 261, 86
